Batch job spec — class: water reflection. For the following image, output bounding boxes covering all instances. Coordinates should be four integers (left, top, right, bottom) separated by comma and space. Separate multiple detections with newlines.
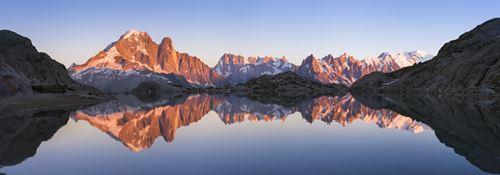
1, 93, 499, 174
0, 110, 69, 168
71, 94, 428, 152
352, 93, 500, 173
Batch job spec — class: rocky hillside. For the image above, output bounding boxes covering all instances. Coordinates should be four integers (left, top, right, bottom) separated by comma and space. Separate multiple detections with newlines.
0, 30, 100, 98
238, 71, 347, 105
131, 81, 187, 102
352, 18, 500, 97
242, 71, 347, 94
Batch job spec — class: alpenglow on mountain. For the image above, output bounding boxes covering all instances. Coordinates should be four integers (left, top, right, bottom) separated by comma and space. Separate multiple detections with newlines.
68, 29, 432, 92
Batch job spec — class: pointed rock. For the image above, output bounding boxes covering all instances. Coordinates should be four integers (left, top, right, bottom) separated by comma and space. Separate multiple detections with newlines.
157, 37, 178, 73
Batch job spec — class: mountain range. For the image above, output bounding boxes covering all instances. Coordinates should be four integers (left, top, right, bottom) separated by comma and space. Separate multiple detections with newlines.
68, 29, 432, 93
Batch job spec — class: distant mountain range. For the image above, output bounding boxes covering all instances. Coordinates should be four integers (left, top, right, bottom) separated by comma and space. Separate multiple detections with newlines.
297, 51, 431, 85
68, 29, 432, 93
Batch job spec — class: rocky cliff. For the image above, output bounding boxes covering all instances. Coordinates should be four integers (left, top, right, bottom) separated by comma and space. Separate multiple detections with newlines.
0, 30, 101, 99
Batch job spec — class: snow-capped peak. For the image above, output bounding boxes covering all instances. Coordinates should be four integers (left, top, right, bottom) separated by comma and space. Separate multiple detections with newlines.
279, 56, 287, 62
121, 29, 144, 39
378, 52, 392, 58
364, 50, 433, 68
408, 50, 426, 56
407, 50, 433, 61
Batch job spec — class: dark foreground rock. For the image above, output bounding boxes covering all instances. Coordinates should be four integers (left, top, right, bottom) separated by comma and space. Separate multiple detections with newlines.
0, 30, 108, 110
131, 81, 187, 102
352, 18, 500, 98
0, 30, 102, 97
352, 92, 500, 173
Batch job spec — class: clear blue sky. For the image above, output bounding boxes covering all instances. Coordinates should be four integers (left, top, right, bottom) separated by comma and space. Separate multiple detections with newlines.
1, 0, 499, 67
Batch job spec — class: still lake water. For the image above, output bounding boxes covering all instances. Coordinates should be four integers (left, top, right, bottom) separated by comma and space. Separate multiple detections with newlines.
1, 94, 498, 175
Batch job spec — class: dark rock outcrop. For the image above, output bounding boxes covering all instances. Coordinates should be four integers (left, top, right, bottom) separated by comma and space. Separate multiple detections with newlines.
352, 18, 500, 97
0, 30, 101, 97
239, 71, 347, 106
131, 81, 187, 102
242, 71, 347, 94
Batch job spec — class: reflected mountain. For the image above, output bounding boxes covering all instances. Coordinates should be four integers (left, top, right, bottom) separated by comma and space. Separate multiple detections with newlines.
297, 96, 426, 132
72, 95, 213, 152
71, 94, 428, 152
352, 93, 500, 173
0, 110, 70, 168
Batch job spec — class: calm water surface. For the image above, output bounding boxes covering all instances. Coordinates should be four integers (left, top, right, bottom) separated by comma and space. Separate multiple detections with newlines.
1, 94, 498, 175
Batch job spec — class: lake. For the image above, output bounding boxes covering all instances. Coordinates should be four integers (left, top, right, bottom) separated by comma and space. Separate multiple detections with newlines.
1, 94, 498, 175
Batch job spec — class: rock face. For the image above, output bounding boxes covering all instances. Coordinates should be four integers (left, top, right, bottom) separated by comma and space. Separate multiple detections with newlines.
352, 18, 500, 97
0, 30, 98, 97
297, 54, 360, 85
213, 53, 297, 85
213, 53, 257, 77
69, 30, 222, 92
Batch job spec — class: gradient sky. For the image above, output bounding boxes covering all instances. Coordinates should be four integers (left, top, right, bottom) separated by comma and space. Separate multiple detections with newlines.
1, 0, 499, 67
